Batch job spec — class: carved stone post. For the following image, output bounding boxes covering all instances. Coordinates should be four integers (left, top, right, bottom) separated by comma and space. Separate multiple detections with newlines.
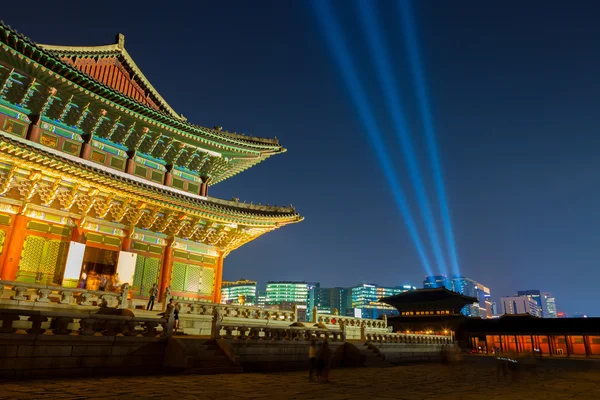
12, 285, 27, 301
52, 317, 73, 335
59, 290, 74, 305
36, 288, 52, 302
26, 315, 48, 335
211, 306, 222, 339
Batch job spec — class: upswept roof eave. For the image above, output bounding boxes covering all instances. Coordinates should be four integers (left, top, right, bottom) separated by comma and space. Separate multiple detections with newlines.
0, 21, 283, 152
0, 131, 302, 224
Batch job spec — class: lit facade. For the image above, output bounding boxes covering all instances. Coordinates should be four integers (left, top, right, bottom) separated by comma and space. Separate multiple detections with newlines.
542, 292, 558, 318
315, 287, 347, 315
0, 24, 301, 303
501, 296, 539, 316
351, 283, 414, 319
451, 276, 492, 318
220, 279, 257, 305
265, 281, 312, 319
423, 275, 450, 290
517, 290, 543, 317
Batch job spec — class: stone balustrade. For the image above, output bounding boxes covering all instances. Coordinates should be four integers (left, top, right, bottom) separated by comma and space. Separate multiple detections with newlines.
177, 302, 296, 323
0, 308, 170, 337
316, 314, 387, 330
364, 332, 452, 344
215, 324, 344, 342
0, 280, 128, 309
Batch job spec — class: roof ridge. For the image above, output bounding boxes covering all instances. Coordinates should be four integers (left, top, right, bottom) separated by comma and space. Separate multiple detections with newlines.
0, 20, 282, 148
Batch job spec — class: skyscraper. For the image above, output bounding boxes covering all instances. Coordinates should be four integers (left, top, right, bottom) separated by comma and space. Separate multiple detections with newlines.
542, 292, 558, 318
350, 283, 414, 319
450, 276, 492, 318
501, 295, 539, 316
517, 290, 543, 318
423, 275, 450, 289
316, 287, 345, 315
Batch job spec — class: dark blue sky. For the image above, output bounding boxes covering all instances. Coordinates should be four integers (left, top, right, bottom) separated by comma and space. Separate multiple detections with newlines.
4, 1, 600, 316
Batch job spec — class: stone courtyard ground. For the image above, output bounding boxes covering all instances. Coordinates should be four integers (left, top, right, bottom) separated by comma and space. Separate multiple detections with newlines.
0, 360, 599, 400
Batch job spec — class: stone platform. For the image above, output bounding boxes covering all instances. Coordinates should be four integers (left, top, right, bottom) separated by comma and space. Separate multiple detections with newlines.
0, 361, 599, 400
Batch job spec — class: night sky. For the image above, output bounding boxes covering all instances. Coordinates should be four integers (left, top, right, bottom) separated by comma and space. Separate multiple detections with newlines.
3, 1, 599, 316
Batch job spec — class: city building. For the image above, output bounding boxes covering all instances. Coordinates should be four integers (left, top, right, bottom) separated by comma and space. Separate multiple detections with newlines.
350, 283, 414, 319
265, 281, 312, 320
501, 295, 539, 316
0, 23, 302, 303
220, 279, 257, 305
423, 275, 451, 290
315, 287, 345, 315
450, 276, 492, 318
542, 292, 558, 318
517, 290, 543, 317
491, 302, 498, 316
257, 291, 267, 308
573, 312, 588, 319
557, 311, 567, 318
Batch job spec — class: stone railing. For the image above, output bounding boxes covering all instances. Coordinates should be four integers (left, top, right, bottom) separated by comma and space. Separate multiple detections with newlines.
0, 308, 170, 337
0, 280, 129, 309
178, 302, 296, 323
364, 332, 452, 344
316, 314, 387, 330
215, 324, 344, 342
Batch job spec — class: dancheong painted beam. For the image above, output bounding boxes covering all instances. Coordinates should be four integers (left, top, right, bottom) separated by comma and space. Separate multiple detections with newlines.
0, 20, 302, 304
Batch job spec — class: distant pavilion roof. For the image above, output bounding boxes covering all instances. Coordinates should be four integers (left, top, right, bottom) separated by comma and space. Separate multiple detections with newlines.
380, 287, 477, 313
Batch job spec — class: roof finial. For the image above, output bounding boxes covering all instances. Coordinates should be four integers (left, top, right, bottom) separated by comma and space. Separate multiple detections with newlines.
116, 33, 125, 49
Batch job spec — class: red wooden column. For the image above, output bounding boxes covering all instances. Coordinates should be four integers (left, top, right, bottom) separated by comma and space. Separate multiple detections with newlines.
26, 114, 42, 143
1, 215, 28, 281
212, 252, 224, 304
125, 150, 136, 175
158, 238, 174, 302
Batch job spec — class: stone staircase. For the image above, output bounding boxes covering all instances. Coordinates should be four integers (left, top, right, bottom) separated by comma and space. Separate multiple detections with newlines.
164, 337, 243, 374
360, 343, 393, 367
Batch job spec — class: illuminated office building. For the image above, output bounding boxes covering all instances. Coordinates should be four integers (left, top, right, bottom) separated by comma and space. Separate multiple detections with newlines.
351, 283, 414, 319
220, 279, 257, 305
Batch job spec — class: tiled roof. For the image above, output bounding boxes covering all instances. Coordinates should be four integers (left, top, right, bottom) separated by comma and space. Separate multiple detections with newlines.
0, 20, 282, 150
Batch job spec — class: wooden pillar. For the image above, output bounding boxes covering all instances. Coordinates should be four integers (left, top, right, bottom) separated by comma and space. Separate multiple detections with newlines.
548, 335, 554, 355
164, 165, 173, 187
498, 335, 503, 353
26, 115, 42, 143
200, 182, 208, 197
212, 253, 224, 304
1, 215, 27, 281
125, 150, 136, 174
79, 143, 92, 160
584, 335, 591, 357
158, 239, 174, 302
515, 335, 519, 354
565, 335, 570, 357
122, 237, 132, 252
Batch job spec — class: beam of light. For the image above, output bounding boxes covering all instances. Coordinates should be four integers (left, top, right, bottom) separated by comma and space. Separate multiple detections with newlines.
356, 0, 448, 277
310, 0, 433, 277
398, 0, 461, 278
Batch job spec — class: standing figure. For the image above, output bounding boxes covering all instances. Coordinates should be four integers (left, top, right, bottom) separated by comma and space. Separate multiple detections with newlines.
308, 338, 318, 381
173, 302, 181, 334
317, 340, 332, 383
147, 284, 158, 311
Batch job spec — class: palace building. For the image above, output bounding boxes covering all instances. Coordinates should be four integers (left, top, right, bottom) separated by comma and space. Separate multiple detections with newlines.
0, 22, 302, 303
